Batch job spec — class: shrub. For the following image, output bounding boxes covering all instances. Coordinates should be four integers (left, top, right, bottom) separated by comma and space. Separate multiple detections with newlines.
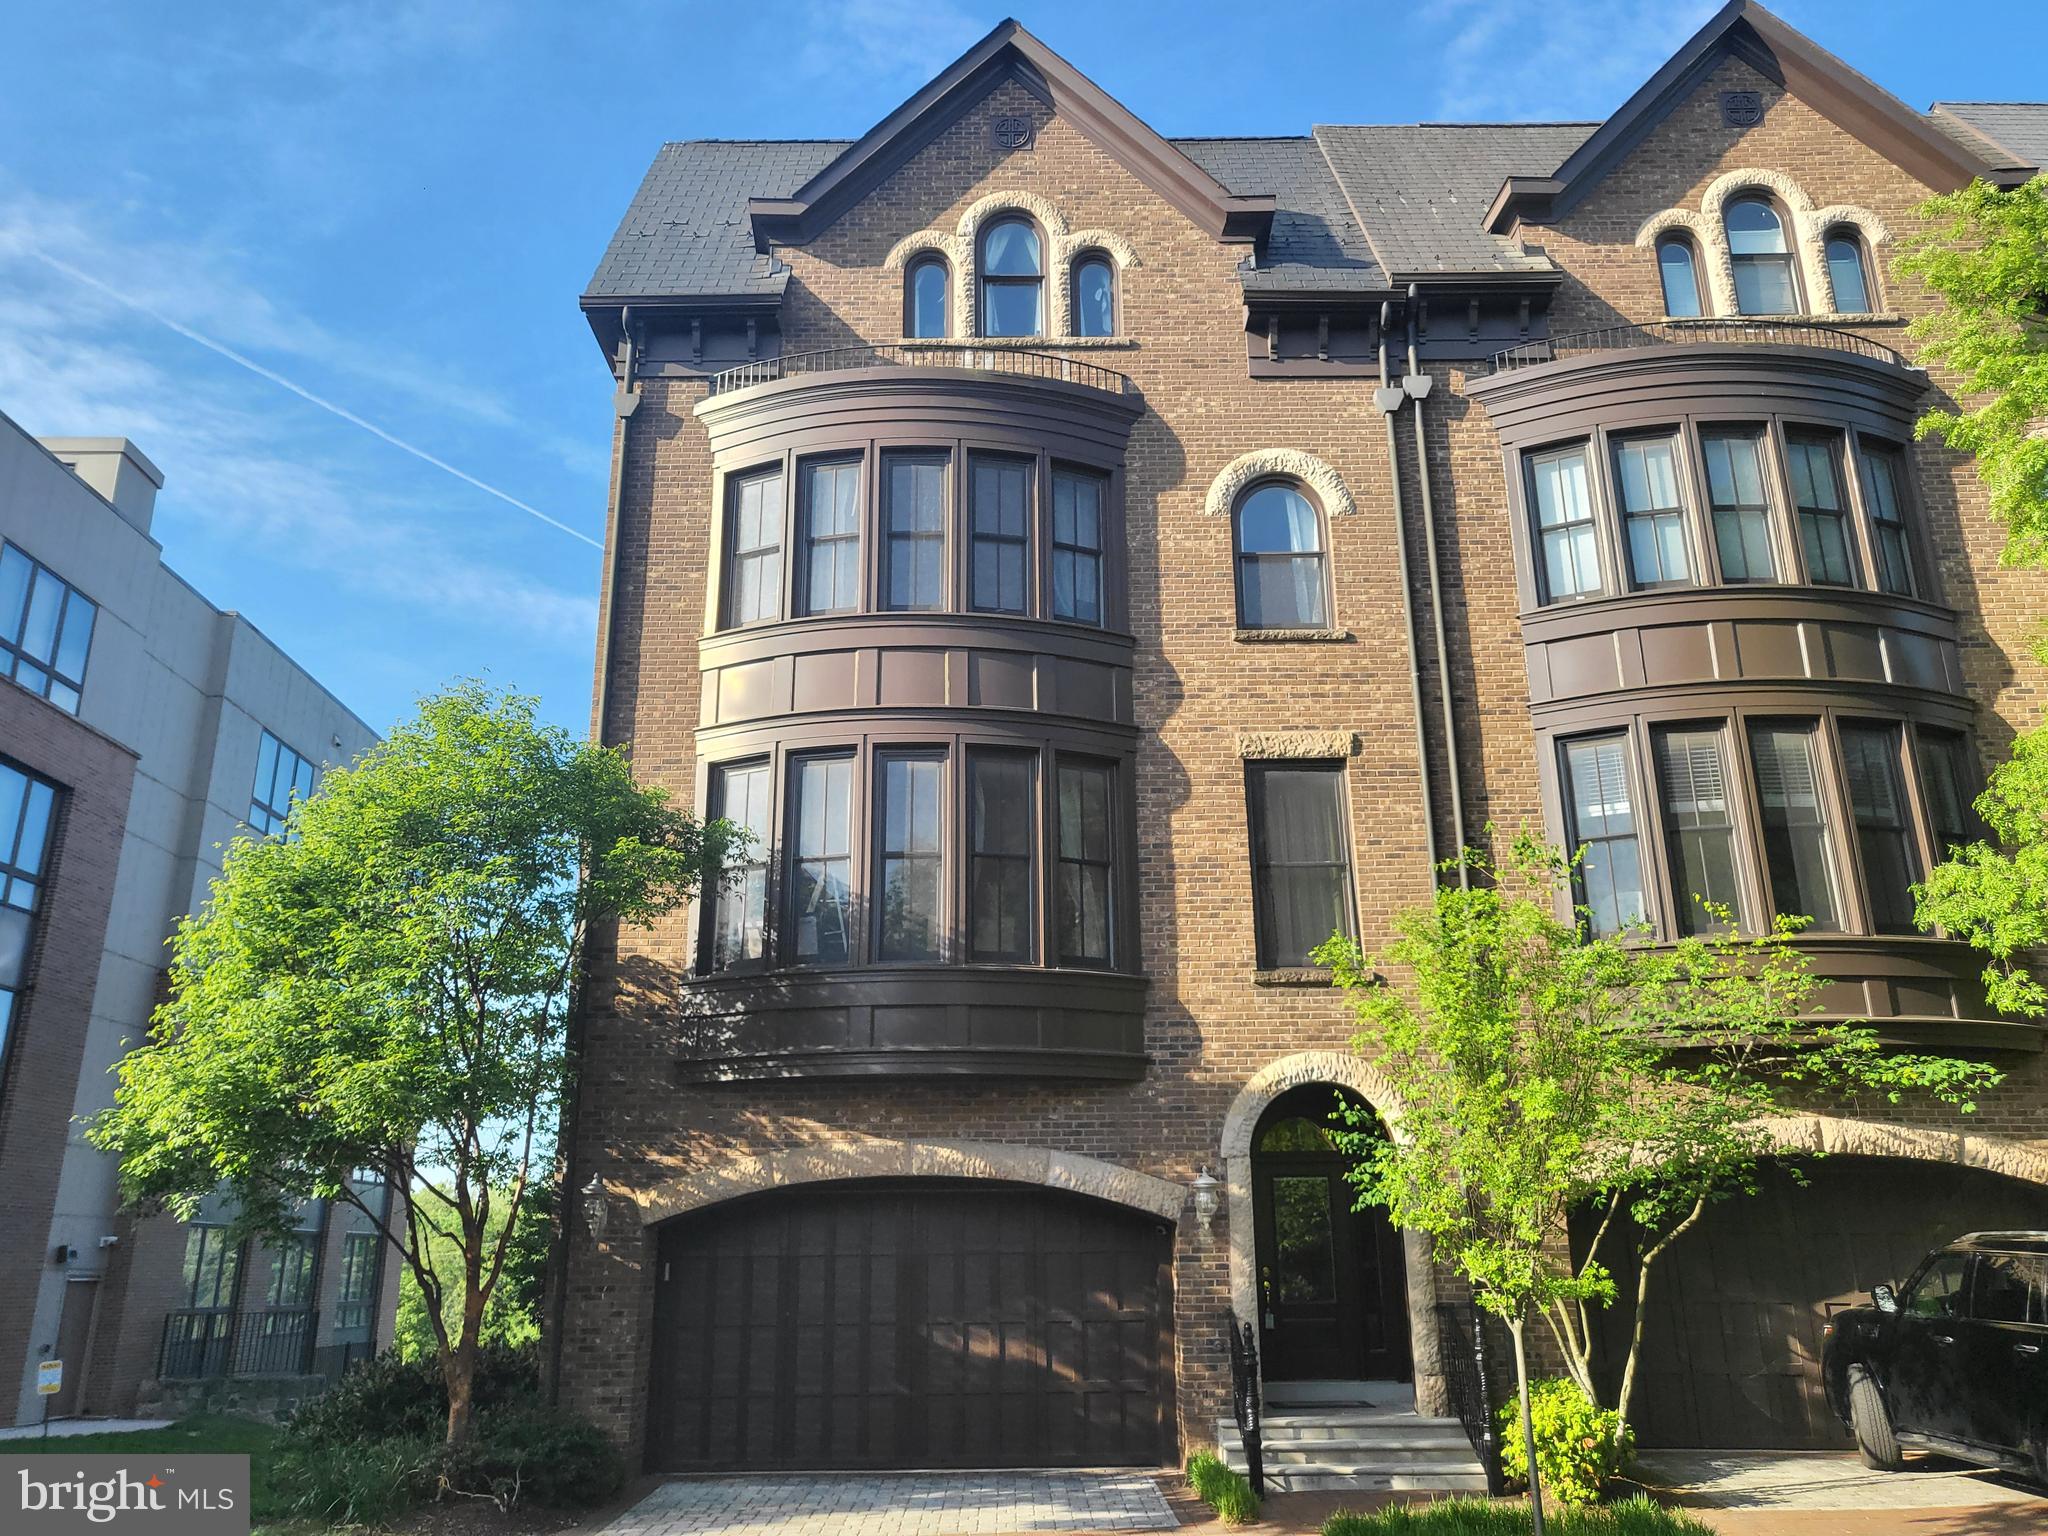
1323, 1496, 1712, 1535
273, 1434, 438, 1526
1185, 1448, 1260, 1526
438, 1404, 626, 1509
1495, 1379, 1636, 1509
283, 1343, 541, 1447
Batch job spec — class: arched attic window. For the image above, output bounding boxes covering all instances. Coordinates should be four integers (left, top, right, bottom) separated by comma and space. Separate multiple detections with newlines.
1726, 196, 1800, 315
1072, 252, 1116, 337
906, 254, 949, 338
1656, 235, 1705, 318
1234, 480, 1329, 629
1824, 227, 1875, 314
979, 216, 1043, 338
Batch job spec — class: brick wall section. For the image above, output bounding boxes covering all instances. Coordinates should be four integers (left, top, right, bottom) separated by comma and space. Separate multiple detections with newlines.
0, 686, 138, 1411
565, 63, 2048, 1463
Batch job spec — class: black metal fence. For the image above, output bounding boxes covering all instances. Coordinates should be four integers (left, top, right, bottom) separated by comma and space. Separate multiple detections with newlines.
708, 343, 1137, 397
1434, 1301, 1509, 1496
1491, 318, 1912, 373
1226, 1318, 1265, 1498
159, 1307, 319, 1381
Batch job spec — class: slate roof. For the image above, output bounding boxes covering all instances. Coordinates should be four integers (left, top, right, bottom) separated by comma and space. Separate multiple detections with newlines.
584, 140, 850, 301
1313, 124, 1597, 278
1930, 103, 2048, 171
1175, 137, 1386, 292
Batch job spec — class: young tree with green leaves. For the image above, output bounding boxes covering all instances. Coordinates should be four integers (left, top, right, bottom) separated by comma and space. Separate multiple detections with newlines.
1899, 177, 2048, 1012
90, 683, 736, 1443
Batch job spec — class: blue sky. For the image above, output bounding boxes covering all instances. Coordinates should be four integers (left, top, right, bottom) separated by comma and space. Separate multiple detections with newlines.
1, 0, 2038, 739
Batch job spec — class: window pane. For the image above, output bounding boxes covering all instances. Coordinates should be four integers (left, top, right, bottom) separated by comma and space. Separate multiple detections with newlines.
1237, 484, 1321, 553
53, 595, 94, 682
1056, 761, 1114, 966
876, 754, 943, 962
884, 456, 945, 610
1249, 763, 1354, 968
1075, 259, 1114, 336
1655, 728, 1742, 933
790, 756, 853, 965
19, 570, 62, 663
725, 470, 783, 625
1839, 723, 1918, 933
1787, 436, 1854, 586
0, 547, 29, 643
1614, 436, 1690, 586
982, 221, 1040, 276
968, 752, 1034, 963
1827, 237, 1871, 313
1051, 470, 1105, 624
1530, 446, 1600, 599
1972, 1253, 2047, 1326
710, 763, 772, 971
983, 281, 1042, 338
910, 260, 947, 338
0, 905, 29, 991
1748, 722, 1840, 930
799, 461, 861, 615
249, 730, 315, 837
1240, 555, 1326, 629
1859, 446, 1915, 596
1918, 730, 1976, 855
1727, 199, 1789, 255
1271, 1175, 1337, 1303
1702, 432, 1778, 582
1563, 736, 1646, 937
1658, 241, 1702, 318
1734, 256, 1799, 316
970, 458, 1031, 614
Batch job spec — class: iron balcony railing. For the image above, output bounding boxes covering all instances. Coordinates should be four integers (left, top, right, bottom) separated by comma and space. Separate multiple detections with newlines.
707, 343, 1137, 398
1434, 1301, 1508, 1496
1226, 1319, 1265, 1498
1491, 318, 1913, 373
158, 1306, 319, 1381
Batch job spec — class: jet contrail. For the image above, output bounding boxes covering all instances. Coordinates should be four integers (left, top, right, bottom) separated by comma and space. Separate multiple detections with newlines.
26, 248, 601, 550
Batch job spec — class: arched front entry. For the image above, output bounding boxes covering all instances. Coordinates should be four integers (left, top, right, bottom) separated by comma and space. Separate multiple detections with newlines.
1251, 1084, 1411, 1383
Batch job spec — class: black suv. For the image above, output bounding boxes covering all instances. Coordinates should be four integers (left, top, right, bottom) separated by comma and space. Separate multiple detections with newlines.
1823, 1232, 2048, 1481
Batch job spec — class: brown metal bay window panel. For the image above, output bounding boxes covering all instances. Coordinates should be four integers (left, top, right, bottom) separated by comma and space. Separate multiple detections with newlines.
1246, 761, 1355, 968
967, 750, 1035, 963
1560, 735, 1646, 938
1747, 721, 1841, 931
1653, 727, 1744, 934
1838, 722, 1919, 934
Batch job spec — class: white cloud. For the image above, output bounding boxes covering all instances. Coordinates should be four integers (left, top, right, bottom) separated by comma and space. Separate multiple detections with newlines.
1422, 0, 1723, 122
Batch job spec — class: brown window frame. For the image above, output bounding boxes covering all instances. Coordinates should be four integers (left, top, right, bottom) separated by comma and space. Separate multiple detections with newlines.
1244, 758, 1358, 970
977, 214, 1046, 340
1823, 225, 1878, 315
703, 758, 775, 975
1232, 477, 1333, 629
1726, 193, 1804, 317
905, 253, 951, 339
1070, 251, 1117, 338
720, 464, 787, 630
1655, 234, 1707, 319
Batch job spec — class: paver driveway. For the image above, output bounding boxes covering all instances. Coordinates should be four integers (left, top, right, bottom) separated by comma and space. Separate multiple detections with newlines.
597, 1472, 1179, 1536
1633, 1449, 2046, 1511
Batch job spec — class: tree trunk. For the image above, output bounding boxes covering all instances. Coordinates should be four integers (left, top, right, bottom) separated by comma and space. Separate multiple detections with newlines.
1508, 1312, 1545, 1536
1616, 1195, 1706, 1427
445, 1331, 478, 1444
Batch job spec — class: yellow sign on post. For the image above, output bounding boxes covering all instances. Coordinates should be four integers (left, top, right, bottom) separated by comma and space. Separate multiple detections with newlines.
36, 1360, 61, 1396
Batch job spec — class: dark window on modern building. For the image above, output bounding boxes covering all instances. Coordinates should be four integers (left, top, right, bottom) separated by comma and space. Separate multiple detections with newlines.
723, 468, 784, 627
1748, 720, 1840, 930
1050, 468, 1106, 625
1073, 254, 1115, 337
266, 1203, 323, 1308
1613, 435, 1691, 587
707, 761, 772, 972
882, 454, 946, 611
1785, 433, 1855, 586
967, 751, 1035, 963
1528, 444, 1600, 601
1657, 236, 1705, 318
1654, 727, 1743, 934
788, 755, 854, 966
1561, 735, 1646, 938
181, 1223, 241, 1312
906, 255, 949, 338
1839, 722, 1918, 933
1246, 761, 1355, 969
0, 542, 96, 714
0, 761, 58, 1088
249, 729, 315, 837
1918, 729, 1978, 856
1727, 196, 1800, 315
979, 217, 1043, 338
1825, 230, 1873, 313
797, 460, 861, 616
1701, 430, 1778, 582
970, 457, 1032, 614
1234, 481, 1328, 628
1859, 443, 1916, 597
875, 752, 944, 962
1055, 759, 1115, 967
335, 1232, 380, 1332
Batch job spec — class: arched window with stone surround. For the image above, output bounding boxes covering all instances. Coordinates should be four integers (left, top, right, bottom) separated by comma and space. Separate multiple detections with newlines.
978, 215, 1043, 338
905, 254, 949, 338
1233, 479, 1329, 629
1657, 234, 1705, 318
1727, 195, 1801, 315
1072, 251, 1116, 337
1824, 226, 1875, 314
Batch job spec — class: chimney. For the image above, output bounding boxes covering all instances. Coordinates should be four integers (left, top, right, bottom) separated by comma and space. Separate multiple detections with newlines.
40, 437, 165, 536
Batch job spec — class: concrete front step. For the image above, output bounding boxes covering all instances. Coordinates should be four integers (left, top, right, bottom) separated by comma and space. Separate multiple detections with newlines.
1224, 1439, 1481, 1468
1220, 1414, 1472, 1442
1248, 1467, 1494, 1494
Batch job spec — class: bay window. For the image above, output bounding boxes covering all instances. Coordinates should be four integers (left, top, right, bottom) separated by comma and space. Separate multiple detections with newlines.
1057, 759, 1116, 967
788, 755, 854, 966
883, 454, 947, 611
708, 761, 772, 972
1529, 444, 1601, 600
1653, 727, 1743, 933
1838, 722, 1918, 933
797, 460, 861, 616
1747, 721, 1840, 930
968, 751, 1035, 963
1786, 433, 1854, 586
970, 457, 1032, 615
1560, 734, 1646, 937
1051, 468, 1105, 624
723, 468, 785, 627
1702, 430, 1777, 582
1613, 435, 1690, 588
875, 752, 945, 962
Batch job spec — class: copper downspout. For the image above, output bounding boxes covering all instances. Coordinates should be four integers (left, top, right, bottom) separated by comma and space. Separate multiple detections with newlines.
1377, 300, 1440, 884
1404, 285, 1469, 885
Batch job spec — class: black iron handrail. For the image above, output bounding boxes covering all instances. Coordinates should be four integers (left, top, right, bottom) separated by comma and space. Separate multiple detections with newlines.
1491, 318, 1912, 373
158, 1306, 319, 1381
707, 343, 1137, 397
1434, 1301, 1508, 1496
1226, 1319, 1265, 1498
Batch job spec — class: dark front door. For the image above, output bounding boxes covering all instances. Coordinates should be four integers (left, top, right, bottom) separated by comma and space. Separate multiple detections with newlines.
1251, 1086, 1410, 1383
649, 1179, 1175, 1471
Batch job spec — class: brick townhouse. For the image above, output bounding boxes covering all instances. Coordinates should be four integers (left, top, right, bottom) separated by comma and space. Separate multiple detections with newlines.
560, 0, 2048, 1486
0, 418, 398, 1425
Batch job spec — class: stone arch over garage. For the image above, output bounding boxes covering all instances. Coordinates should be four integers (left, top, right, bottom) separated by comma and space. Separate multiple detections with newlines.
634, 1137, 1188, 1227
1219, 1051, 1448, 1414
1760, 1113, 2048, 1187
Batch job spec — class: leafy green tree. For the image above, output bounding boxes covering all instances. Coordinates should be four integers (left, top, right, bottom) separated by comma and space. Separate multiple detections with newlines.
1900, 177, 2048, 1015
90, 683, 735, 1442
394, 1182, 556, 1362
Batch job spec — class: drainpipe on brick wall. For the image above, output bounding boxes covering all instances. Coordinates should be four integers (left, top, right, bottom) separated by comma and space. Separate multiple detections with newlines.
545, 306, 643, 1403
1404, 285, 1469, 887
1377, 301, 1441, 885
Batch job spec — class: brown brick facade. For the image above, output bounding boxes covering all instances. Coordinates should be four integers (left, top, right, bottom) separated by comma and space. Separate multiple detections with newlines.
565, 23, 2048, 1469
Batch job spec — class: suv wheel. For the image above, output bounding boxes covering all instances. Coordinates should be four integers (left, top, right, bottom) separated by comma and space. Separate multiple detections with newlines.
1848, 1366, 1903, 1471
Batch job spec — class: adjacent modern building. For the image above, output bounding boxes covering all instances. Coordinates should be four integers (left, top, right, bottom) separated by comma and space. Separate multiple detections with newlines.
0, 414, 397, 1425
561, 0, 2048, 1485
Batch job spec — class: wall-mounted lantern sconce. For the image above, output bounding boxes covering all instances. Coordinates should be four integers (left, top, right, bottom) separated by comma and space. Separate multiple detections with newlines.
580, 1173, 608, 1241
1190, 1169, 1221, 1237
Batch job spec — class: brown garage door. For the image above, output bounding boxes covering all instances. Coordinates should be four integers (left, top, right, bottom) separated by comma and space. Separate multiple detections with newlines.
649, 1180, 1175, 1470
1596, 1158, 2048, 1448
